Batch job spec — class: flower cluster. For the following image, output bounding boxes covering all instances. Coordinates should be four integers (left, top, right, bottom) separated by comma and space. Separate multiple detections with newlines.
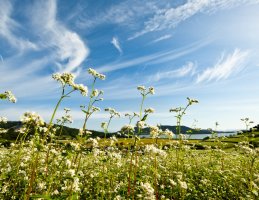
21, 112, 45, 127
52, 72, 88, 96
144, 108, 155, 114
137, 86, 155, 95
78, 129, 92, 136
91, 89, 103, 98
0, 117, 7, 124
149, 125, 162, 138
56, 108, 73, 125
148, 126, 174, 139
104, 107, 121, 117
140, 182, 155, 200
0, 91, 17, 103
164, 129, 174, 139
61, 114, 73, 124
187, 97, 199, 105
91, 106, 101, 113
124, 112, 140, 123
52, 73, 75, 86
73, 84, 88, 96
120, 124, 135, 134
137, 121, 146, 129
144, 144, 167, 157
88, 68, 106, 80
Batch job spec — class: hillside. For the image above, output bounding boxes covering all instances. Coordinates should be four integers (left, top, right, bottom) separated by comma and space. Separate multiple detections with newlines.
0, 121, 111, 140
140, 125, 212, 135
0, 121, 219, 141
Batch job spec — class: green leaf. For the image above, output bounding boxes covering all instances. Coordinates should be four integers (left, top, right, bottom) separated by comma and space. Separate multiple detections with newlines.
141, 114, 148, 122
81, 109, 88, 114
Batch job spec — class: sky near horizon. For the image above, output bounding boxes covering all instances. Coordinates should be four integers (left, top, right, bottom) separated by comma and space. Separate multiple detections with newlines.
1, 0, 259, 131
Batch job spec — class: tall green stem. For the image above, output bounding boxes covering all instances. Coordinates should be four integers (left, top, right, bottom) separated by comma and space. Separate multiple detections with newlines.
104, 116, 112, 139
82, 78, 96, 131
48, 96, 64, 129
139, 94, 146, 119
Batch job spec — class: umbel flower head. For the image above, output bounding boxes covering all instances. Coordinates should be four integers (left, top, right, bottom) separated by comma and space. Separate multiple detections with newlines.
144, 108, 155, 114
73, 84, 88, 96
88, 68, 106, 80
187, 97, 199, 105
137, 86, 155, 96
149, 125, 162, 138
52, 72, 88, 96
120, 124, 135, 134
52, 72, 75, 87
104, 107, 121, 117
21, 112, 45, 127
0, 91, 17, 103
90, 89, 103, 98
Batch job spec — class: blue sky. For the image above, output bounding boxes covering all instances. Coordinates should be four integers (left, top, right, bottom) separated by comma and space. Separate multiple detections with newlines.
1, 0, 259, 131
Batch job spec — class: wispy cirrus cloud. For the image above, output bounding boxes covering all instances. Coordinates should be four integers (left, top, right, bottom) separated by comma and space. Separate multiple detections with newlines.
151, 34, 172, 44
30, 0, 89, 72
0, 0, 37, 50
97, 38, 211, 73
129, 0, 259, 40
0, 0, 90, 100
148, 62, 196, 82
111, 37, 122, 54
196, 49, 250, 83
75, 0, 165, 30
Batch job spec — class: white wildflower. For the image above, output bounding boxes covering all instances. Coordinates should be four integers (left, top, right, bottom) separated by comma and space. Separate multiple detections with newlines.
149, 87, 155, 95
0, 91, 17, 103
144, 108, 155, 114
21, 112, 44, 126
145, 145, 167, 157
120, 124, 135, 134
88, 68, 106, 80
0, 117, 7, 123
73, 83, 88, 96
137, 121, 146, 129
149, 125, 161, 138
179, 181, 188, 190
137, 85, 146, 92
140, 182, 155, 200
164, 129, 174, 139
187, 97, 199, 105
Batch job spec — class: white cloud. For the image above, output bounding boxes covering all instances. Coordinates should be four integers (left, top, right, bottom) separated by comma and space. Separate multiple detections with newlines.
149, 62, 196, 82
151, 34, 172, 43
0, 55, 58, 99
129, 0, 259, 40
0, 0, 37, 50
75, 0, 164, 30
196, 49, 250, 83
111, 37, 122, 54
97, 38, 210, 73
30, 0, 89, 72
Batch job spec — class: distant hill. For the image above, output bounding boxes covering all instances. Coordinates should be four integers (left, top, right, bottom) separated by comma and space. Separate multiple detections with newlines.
0, 121, 114, 140
139, 125, 212, 135
1, 121, 235, 141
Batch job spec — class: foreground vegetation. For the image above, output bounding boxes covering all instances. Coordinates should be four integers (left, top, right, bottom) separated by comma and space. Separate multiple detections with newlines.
0, 136, 259, 199
1, 68, 258, 199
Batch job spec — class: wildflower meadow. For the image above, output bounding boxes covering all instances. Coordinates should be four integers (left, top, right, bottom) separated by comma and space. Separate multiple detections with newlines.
0, 68, 259, 200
